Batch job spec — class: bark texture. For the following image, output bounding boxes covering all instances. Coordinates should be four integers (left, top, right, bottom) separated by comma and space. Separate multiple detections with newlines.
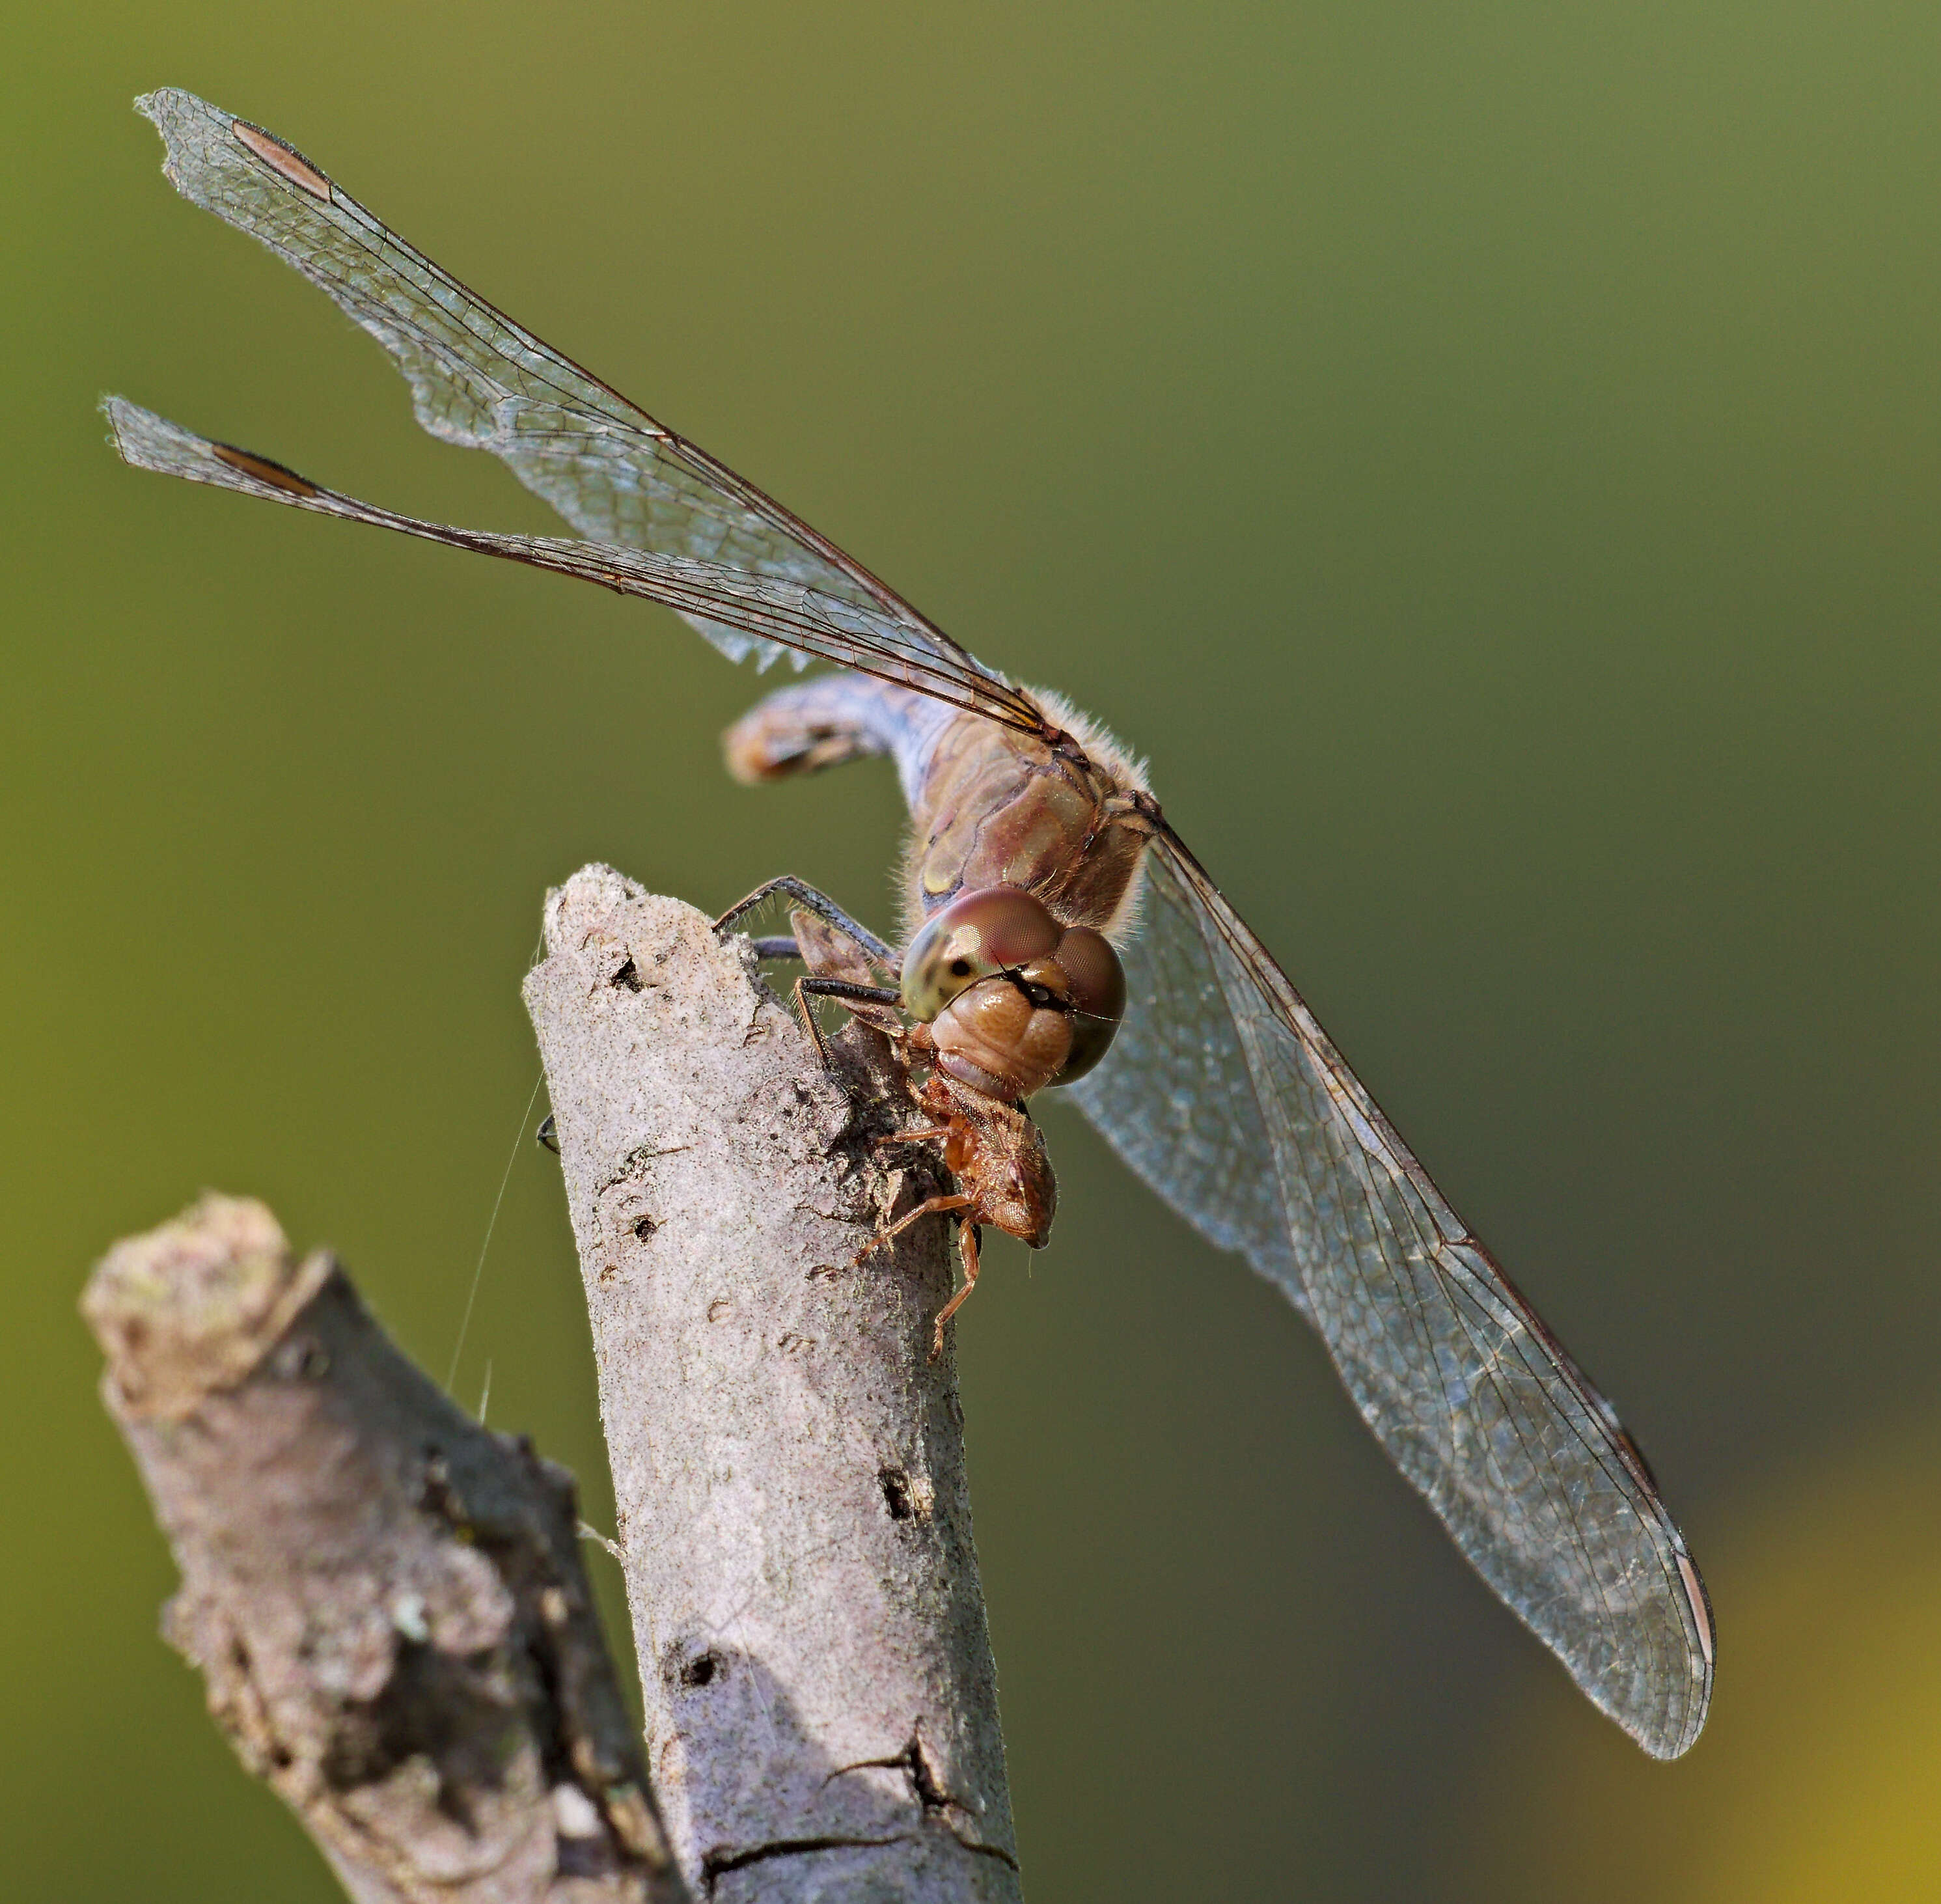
523, 868, 1021, 1902
83, 1194, 684, 1904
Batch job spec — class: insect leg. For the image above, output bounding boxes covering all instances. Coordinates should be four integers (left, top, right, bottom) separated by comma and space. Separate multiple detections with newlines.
714, 876, 897, 968
788, 976, 834, 1064
929, 1222, 984, 1362
853, 1191, 974, 1267
799, 978, 902, 1008
788, 974, 903, 1064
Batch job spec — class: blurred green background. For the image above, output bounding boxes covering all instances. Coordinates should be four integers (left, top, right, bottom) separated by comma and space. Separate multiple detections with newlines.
8, 1, 1941, 1897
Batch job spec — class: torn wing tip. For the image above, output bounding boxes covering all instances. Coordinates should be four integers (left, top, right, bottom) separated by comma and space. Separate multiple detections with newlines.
98, 392, 139, 463
131, 87, 195, 142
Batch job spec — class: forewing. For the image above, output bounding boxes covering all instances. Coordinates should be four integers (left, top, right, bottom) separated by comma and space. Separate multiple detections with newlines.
1072, 831, 1714, 1758
121, 89, 1038, 726
103, 397, 1047, 724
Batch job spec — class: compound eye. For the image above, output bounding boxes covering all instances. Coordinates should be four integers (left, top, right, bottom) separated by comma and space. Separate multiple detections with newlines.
1053, 926, 1126, 1025
901, 887, 1061, 1022
1047, 926, 1127, 1084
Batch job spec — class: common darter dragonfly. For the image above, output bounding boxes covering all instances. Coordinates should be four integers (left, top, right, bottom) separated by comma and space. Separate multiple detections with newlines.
104, 89, 1714, 1759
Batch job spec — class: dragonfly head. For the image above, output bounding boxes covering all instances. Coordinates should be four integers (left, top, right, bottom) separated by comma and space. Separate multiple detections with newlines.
902, 887, 1125, 1098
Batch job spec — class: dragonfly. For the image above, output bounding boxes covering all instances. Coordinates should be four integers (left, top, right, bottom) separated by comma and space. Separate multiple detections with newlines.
104, 88, 1714, 1760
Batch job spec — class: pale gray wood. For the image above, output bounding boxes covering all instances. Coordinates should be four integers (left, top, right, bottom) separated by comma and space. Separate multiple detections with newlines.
523, 868, 1021, 1901
83, 1194, 683, 1904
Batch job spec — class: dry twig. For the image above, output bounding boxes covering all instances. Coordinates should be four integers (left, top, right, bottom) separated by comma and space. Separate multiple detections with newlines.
83, 1193, 683, 1904
524, 869, 1020, 1901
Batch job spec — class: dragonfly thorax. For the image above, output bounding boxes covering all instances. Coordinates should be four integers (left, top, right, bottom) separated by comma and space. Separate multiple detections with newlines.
721, 678, 1152, 941
903, 701, 1149, 941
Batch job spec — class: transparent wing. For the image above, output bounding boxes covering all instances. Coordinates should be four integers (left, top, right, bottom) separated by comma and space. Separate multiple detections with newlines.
117, 89, 1041, 730
102, 398, 1047, 724
1071, 829, 1714, 1759
1065, 853, 1306, 1311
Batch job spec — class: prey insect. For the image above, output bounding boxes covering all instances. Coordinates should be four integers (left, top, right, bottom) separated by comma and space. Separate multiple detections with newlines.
715, 873, 1120, 1358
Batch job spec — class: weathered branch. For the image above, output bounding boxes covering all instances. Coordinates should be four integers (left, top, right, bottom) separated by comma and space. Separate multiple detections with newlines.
83, 1194, 685, 1904
85, 867, 1023, 1903
523, 868, 1021, 1901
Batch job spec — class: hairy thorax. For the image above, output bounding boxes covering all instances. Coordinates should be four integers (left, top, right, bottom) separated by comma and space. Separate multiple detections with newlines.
902, 697, 1149, 943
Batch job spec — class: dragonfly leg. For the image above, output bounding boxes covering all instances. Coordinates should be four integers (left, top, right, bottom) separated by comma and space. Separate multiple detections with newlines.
788, 975, 833, 1064
853, 1191, 973, 1267
714, 877, 897, 969
792, 974, 902, 1065
745, 934, 801, 961
929, 1222, 984, 1362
